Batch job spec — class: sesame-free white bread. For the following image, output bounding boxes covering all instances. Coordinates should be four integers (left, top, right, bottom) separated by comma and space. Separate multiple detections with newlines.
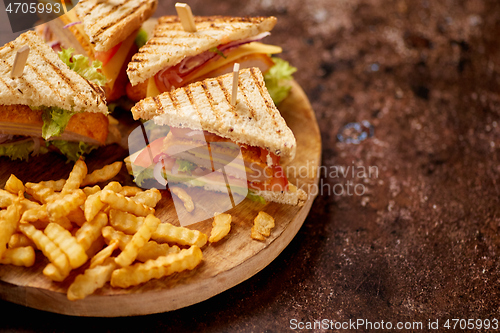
131, 67, 296, 161
75, 0, 158, 52
0, 31, 107, 114
127, 15, 277, 86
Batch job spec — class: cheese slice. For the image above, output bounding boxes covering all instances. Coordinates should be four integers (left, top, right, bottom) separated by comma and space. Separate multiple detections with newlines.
147, 77, 161, 97
180, 42, 282, 85
101, 32, 137, 90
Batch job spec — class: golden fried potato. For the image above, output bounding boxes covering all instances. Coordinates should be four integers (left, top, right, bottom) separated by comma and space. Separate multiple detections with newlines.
251, 211, 275, 241
46, 190, 86, 223
209, 213, 232, 243
132, 188, 162, 208
44, 223, 87, 269
115, 214, 160, 267
136, 241, 180, 263
8, 233, 35, 249
67, 258, 117, 301
109, 209, 144, 234
100, 190, 154, 217
170, 187, 194, 212
4, 174, 24, 195
152, 223, 208, 248
110, 246, 202, 288
19, 223, 71, 277
0, 197, 21, 257
81, 162, 123, 187
101, 226, 132, 249
0, 246, 35, 267
90, 240, 119, 269
61, 157, 87, 194
119, 186, 143, 197
75, 212, 108, 251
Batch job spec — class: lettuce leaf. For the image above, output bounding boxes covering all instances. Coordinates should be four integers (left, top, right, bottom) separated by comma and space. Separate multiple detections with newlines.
134, 166, 155, 187
0, 140, 48, 161
247, 191, 267, 204
264, 57, 297, 105
41, 106, 75, 140
135, 29, 148, 49
50, 140, 98, 162
176, 159, 197, 173
58, 48, 107, 86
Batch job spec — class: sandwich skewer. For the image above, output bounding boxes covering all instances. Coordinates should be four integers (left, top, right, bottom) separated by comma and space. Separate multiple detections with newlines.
10, 45, 30, 78
231, 63, 240, 106
175, 3, 197, 32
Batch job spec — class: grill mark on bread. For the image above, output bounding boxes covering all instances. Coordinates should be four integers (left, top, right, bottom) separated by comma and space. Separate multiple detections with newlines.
200, 82, 221, 126
0, 77, 16, 97
152, 96, 163, 118
26, 64, 65, 104
238, 78, 256, 120
183, 86, 203, 124
92, 0, 144, 39
216, 77, 232, 106
86, 0, 135, 28
249, 67, 278, 128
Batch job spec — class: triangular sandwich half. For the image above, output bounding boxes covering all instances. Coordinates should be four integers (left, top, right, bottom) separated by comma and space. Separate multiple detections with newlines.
38, 0, 158, 101
126, 15, 283, 101
126, 67, 307, 206
0, 31, 109, 161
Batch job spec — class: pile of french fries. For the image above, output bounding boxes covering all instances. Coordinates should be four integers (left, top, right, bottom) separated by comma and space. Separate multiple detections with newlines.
0, 157, 277, 301
0, 158, 206, 300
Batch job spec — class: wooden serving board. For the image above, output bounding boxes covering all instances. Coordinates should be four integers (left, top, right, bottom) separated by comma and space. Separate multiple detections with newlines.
0, 81, 321, 317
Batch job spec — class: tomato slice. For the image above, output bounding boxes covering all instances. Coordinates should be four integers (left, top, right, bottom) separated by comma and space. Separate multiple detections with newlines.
133, 136, 166, 168
95, 42, 122, 66
248, 165, 289, 192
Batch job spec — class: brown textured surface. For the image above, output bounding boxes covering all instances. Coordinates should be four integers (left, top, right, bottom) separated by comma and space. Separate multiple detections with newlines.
1, 0, 500, 331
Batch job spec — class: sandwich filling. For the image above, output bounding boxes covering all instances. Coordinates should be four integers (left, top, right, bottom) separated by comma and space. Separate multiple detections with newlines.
0, 48, 108, 161
128, 127, 291, 200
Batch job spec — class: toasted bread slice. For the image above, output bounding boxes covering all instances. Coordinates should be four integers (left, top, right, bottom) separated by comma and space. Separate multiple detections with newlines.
0, 31, 108, 115
131, 67, 296, 162
127, 15, 277, 86
75, 0, 158, 52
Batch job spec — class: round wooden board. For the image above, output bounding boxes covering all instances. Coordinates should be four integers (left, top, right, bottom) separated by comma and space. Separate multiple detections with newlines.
0, 81, 321, 317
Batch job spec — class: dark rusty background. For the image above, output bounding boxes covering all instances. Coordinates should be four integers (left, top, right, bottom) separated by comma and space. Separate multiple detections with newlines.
2, 0, 500, 331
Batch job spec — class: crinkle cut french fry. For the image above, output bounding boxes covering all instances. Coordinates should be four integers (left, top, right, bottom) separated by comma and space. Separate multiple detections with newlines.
67, 207, 86, 227
101, 226, 132, 250
170, 187, 194, 212
61, 157, 87, 194
4, 174, 24, 195
100, 190, 154, 217
0, 246, 35, 267
0, 189, 39, 210
136, 241, 180, 263
132, 188, 162, 208
24, 184, 56, 204
103, 181, 122, 193
42, 263, 69, 282
0, 198, 20, 257
109, 209, 144, 234
115, 214, 160, 267
35, 179, 66, 191
67, 258, 117, 301
21, 204, 48, 224
75, 212, 108, 251
84, 192, 106, 223
44, 223, 87, 269
47, 190, 86, 222
119, 186, 143, 197
8, 233, 35, 249
90, 240, 119, 269
82, 185, 101, 196
152, 223, 208, 248
18, 223, 70, 276
81, 161, 122, 187
110, 246, 203, 288
209, 213, 232, 243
